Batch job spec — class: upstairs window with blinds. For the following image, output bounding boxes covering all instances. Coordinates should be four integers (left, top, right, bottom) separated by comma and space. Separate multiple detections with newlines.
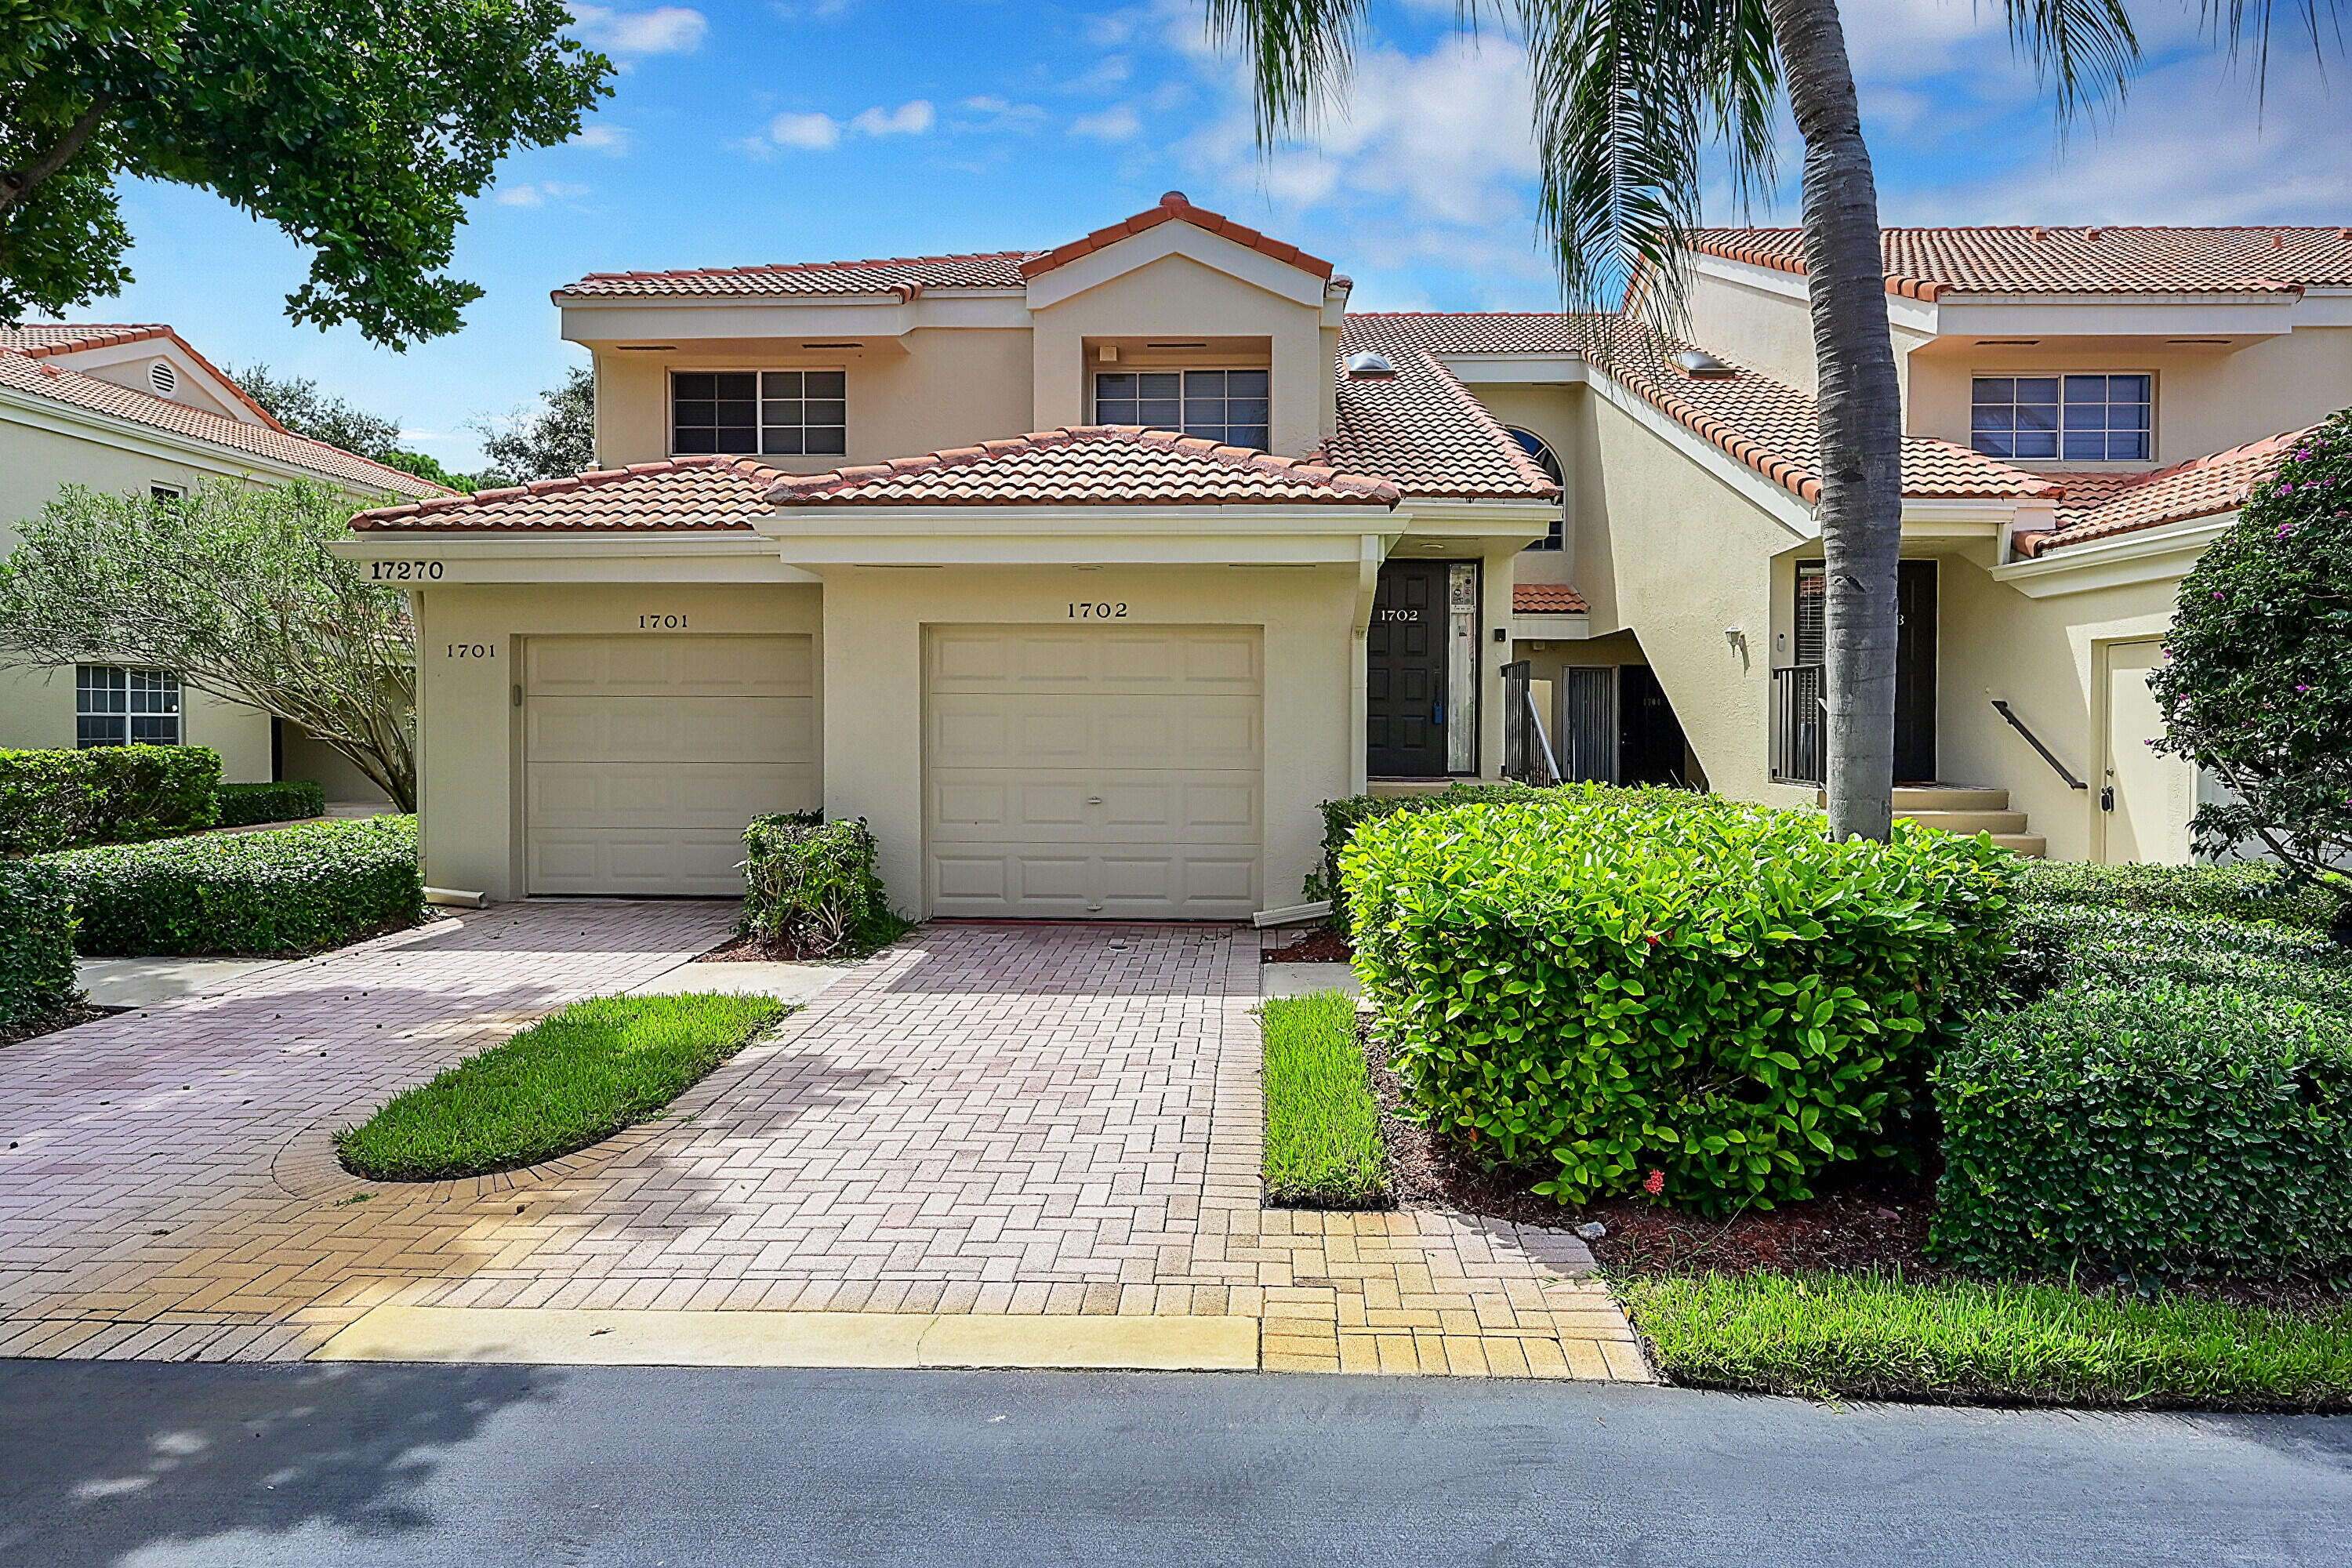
1971, 374, 2151, 462
672, 371, 846, 456
1795, 563, 1827, 666
1094, 369, 1269, 449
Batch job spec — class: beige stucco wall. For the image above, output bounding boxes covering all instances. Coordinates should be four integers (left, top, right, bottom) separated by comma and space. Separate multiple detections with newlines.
592, 328, 1036, 472
1467, 383, 1579, 590
1904, 328, 2352, 465
1682, 271, 1822, 397
1030, 254, 1327, 459
818, 563, 1360, 915
1935, 550, 2184, 862
411, 581, 825, 900
1577, 391, 1812, 806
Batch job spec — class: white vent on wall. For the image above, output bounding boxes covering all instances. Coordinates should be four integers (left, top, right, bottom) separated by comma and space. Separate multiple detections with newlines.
149, 360, 179, 397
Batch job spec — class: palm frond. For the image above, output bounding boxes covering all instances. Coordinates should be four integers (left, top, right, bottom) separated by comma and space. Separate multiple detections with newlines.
2000, 0, 2141, 122
1203, 0, 1380, 141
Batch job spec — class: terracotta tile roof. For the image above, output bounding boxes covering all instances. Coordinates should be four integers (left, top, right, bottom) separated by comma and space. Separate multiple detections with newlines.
1019, 192, 1335, 282
765, 426, 1396, 507
350, 456, 785, 532
557, 252, 1031, 299
1685, 227, 2352, 300
2, 321, 290, 430
1321, 322, 1562, 500
1513, 583, 1589, 614
1352, 313, 2055, 504
1, 344, 444, 498
2016, 426, 2314, 556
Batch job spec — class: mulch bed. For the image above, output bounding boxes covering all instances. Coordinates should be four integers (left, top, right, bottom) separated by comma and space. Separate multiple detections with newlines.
697, 934, 837, 963
1363, 1025, 2349, 1312
1262, 925, 1352, 964
2, 1003, 118, 1050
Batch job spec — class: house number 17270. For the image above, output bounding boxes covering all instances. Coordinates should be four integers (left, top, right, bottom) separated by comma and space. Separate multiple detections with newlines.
1067, 601, 1128, 619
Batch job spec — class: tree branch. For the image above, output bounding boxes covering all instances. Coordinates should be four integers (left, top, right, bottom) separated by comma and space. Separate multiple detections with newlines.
0, 96, 116, 216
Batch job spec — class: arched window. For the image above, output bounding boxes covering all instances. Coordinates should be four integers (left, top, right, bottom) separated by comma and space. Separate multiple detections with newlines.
1507, 427, 1565, 551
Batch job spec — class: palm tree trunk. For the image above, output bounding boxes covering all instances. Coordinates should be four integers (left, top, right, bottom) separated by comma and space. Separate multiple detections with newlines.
1764, 0, 1903, 841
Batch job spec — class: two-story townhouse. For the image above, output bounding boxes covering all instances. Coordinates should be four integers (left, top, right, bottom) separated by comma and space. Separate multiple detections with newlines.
336, 199, 2351, 916
2, 325, 447, 795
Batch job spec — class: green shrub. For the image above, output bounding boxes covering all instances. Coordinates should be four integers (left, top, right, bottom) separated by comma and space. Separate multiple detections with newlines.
2016, 903, 2352, 1018
2014, 858, 2343, 933
336, 992, 789, 1181
216, 779, 328, 828
1306, 782, 1552, 920
1343, 787, 2016, 1215
740, 813, 903, 958
42, 815, 424, 956
1932, 982, 2352, 1281
1261, 990, 1390, 1208
0, 860, 78, 1024
0, 744, 220, 855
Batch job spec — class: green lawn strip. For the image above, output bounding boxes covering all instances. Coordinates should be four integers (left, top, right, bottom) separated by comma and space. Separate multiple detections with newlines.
1261, 990, 1391, 1208
335, 993, 789, 1181
1615, 1268, 2352, 1410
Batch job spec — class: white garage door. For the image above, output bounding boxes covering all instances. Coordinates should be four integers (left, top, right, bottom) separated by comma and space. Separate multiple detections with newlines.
524, 635, 817, 895
926, 626, 1262, 920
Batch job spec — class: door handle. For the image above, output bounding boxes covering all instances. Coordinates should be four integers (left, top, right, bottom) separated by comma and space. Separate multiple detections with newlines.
2100, 786, 2115, 812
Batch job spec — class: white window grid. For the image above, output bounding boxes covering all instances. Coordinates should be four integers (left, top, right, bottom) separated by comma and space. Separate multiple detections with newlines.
78, 665, 181, 748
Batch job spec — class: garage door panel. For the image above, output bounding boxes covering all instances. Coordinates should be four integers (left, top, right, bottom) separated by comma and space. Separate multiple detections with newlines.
528, 696, 812, 764
525, 633, 815, 895
528, 829, 751, 896
927, 627, 1263, 695
926, 846, 1258, 920
528, 762, 817, 829
929, 770, 1259, 844
927, 694, 1258, 770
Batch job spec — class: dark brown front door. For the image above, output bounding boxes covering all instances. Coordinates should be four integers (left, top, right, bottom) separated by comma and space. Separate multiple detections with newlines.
1367, 561, 1449, 777
1618, 664, 1689, 786
1893, 561, 1937, 784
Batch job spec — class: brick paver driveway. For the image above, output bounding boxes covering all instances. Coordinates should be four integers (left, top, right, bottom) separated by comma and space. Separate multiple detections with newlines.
0, 906, 1642, 1378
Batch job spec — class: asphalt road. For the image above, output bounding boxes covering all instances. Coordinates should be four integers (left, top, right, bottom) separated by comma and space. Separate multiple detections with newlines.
4, 1360, 2349, 1566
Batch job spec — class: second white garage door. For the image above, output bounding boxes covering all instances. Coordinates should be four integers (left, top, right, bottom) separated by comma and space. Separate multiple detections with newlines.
925, 625, 1263, 919
524, 635, 817, 895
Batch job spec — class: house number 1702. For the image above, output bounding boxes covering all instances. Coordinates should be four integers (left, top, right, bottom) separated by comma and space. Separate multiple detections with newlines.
1067, 601, 1128, 619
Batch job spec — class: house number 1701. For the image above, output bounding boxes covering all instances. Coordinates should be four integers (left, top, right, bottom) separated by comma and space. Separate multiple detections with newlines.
1067, 601, 1128, 619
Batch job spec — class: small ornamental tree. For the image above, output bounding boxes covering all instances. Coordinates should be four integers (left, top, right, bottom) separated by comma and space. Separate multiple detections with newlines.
2149, 407, 2352, 899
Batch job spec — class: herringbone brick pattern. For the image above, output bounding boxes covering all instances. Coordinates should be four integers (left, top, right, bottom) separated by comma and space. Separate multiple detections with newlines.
0, 909, 1643, 1377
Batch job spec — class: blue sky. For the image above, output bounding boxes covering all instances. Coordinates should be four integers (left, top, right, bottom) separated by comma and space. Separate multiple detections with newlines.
82, 0, 2352, 472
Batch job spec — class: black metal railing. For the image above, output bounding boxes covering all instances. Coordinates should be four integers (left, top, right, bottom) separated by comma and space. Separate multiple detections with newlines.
1770, 663, 1826, 786
1990, 700, 2090, 791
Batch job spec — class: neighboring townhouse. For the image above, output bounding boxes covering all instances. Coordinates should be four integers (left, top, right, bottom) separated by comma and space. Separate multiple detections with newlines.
2, 325, 447, 795
335, 196, 2352, 914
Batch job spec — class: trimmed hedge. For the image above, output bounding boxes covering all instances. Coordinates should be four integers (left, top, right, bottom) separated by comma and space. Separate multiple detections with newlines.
1932, 983, 2352, 1281
0, 860, 78, 1025
1343, 786, 2017, 1215
740, 813, 903, 958
2013, 902, 2352, 1018
0, 744, 220, 855
1306, 782, 1551, 920
2013, 858, 2344, 934
216, 779, 327, 828
41, 815, 424, 956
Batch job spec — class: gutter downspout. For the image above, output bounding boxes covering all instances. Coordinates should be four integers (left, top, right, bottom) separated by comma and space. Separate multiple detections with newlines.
1351, 532, 1382, 797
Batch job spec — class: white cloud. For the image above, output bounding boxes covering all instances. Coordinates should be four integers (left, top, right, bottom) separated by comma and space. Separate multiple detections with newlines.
1062, 55, 1133, 95
495, 181, 592, 208
767, 111, 840, 150
568, 123, 632, 155
959, 96, 1051, 131
849, 100, 935, 138
568, 4, 707, 56
1071, 104, 1142, 143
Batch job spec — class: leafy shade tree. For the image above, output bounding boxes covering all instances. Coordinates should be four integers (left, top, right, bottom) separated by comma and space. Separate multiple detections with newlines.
2151, 408, 2352, 899
0, 480, 418, 808
1206, 0, 2332, 840
2, 1, 611, 344
230, 364, 472, 491
477, 365, 597, 481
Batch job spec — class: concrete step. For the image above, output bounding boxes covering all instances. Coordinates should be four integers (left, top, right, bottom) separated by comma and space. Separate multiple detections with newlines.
1991, 833, 2048, 858
1898, 809, 2031, 836
1817, 785, 2013, 812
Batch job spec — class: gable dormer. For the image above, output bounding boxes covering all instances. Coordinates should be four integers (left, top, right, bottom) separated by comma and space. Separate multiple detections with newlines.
1023, 193, 1352, 458
5, 325, 281, 427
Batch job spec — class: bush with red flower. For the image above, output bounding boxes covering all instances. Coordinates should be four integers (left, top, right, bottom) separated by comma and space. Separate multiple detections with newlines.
2150, 407, 2352, 902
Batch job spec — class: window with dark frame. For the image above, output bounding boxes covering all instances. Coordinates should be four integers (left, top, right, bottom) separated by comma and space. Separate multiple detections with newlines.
671, 371, 846, 456
77, 665, 180, 747
1970, 374, 2151, 462
1506, 427, 1565, 551
1094, 368, 1269, 448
